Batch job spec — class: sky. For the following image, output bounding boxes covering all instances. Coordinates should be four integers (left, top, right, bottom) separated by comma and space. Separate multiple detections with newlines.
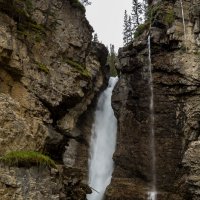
86, 0, 132, 51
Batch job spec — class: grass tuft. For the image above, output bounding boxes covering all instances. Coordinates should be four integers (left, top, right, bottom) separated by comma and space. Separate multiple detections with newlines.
0, 151, 56, 168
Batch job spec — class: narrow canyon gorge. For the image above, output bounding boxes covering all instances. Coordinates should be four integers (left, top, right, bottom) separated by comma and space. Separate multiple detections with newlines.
0, 0, 200, 200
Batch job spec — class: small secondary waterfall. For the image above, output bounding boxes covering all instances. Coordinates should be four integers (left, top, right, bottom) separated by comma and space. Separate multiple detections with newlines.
180, 0, 186, 41
147, 35, 157, 200
87, 77, 118, 200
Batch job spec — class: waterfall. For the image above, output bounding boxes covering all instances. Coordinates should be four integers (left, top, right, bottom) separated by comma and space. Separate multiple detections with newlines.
87, 77, 118, 200
180, 0, 186, 41
148, 192, 157, 200
147, 35, 157, 200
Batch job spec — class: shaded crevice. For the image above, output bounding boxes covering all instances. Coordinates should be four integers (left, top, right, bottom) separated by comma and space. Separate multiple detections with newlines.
44, 125, 69, 162
35, 93, 83, 126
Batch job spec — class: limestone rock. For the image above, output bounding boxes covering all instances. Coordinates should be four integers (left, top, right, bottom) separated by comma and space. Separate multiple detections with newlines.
0, 93, 48, 154
0, 0, 108, 199
0, 0, 108, 155
0, 166, 91, 200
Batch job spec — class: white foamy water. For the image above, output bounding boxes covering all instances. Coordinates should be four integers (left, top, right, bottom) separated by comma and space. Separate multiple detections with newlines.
148, 191, 157, 200
87, 77, 118, 200
148, 35, 157, 200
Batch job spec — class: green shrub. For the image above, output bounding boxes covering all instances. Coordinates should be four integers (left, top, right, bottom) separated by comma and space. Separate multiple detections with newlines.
0, 151, 56, 168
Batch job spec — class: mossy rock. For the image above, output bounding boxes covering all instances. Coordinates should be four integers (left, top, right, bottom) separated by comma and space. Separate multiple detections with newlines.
164, 8, 175, 26
65, 59, 91, 78
0, 151, 57, 168
35, 61, 50, 74
0, 0, 47, 42
147, 2, 175, 27
134, 23, 150, 38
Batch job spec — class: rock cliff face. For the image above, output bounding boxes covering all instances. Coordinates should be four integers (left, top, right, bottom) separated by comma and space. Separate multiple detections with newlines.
107, 0, 200, 199
0, 0, 108, 199
0, 166, 92, 200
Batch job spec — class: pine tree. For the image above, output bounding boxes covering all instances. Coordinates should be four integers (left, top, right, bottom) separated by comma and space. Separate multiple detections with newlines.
127, 16, 133, 42
107, 44, 117, 76
142, 0, 148, 20
123, 10, 129, 45
131, 0, 145, 33
80, 0, 91, 6
122, 0, 147, 43
123, 10, 134, 46
93, 33, 99, 42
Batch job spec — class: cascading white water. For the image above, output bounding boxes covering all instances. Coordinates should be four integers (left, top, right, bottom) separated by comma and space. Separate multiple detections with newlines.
87, 77, 118, 200
180, 0, 186, 41
147, 35, 157, 200
148, 192, 157, 200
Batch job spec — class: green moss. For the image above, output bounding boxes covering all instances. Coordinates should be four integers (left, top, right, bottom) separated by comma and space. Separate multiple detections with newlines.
68, 0, 85, 13
18, 23, 44, 33
0, 151, 56, 168
36, 62, 49, 73
29, 23, 46, 33
17, 21, 46, 39
164, 9, 175, 26
0, 0, 46, 42
147, 2, 175, 27
65, 59, 91, 78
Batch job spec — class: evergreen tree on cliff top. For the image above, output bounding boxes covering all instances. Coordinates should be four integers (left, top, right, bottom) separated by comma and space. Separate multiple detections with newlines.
131, 0, 144, 33
123, 10, 129, 45
123, 10, 133, 45
107, 44, 118, 76
127, 16, 133, 41
123, 0, 147, 45
80, 0, 91, 6
93, 33, 99, 42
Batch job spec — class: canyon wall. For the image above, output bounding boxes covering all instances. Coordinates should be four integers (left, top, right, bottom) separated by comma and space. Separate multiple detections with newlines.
107, 0, 200, 199
0, 0, 108, 199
